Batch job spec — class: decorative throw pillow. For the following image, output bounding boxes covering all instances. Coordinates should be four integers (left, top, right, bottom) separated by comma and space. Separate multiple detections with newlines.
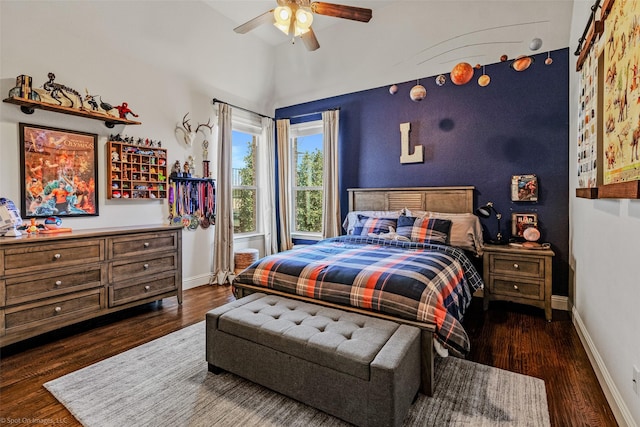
353, 215, 397, 236
405, 216, 452, 244
343, 210, 401, 234
396, 214, 418, 239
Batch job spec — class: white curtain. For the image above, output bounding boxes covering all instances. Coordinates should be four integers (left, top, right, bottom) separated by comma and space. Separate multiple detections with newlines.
212, 103, 234, 284
276, 119, 293, 251
259, 117, 278, 255
321, 110, 341, 238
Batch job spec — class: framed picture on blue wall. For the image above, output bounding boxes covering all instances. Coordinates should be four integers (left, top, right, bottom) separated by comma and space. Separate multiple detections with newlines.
511, 174, 538, 202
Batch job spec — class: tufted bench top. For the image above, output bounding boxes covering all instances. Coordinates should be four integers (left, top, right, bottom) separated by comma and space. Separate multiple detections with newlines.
215, 293, 400, 380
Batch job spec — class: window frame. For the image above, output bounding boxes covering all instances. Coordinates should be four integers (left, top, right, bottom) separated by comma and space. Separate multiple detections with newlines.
289, 119, 324, 239
231, 112, 262, 236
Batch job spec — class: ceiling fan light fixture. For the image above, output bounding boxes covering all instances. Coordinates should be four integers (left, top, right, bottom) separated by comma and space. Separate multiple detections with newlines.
274, 6, 292, 34
296, 8, 313, 28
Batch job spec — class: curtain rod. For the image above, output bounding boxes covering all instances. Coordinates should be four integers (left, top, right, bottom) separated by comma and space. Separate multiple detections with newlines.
279, 107, 340, 120
212, 98, 272, 119
574, 0, 601, 56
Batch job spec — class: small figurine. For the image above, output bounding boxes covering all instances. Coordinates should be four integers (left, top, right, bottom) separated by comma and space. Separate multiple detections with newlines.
26, 218, 39, 234
183, 161, 190, 176
42, 72, 83, 108
111, 150, 120, 162
172, 160, 181, 176
115, 102, 139, 119
84, 89, 99, 111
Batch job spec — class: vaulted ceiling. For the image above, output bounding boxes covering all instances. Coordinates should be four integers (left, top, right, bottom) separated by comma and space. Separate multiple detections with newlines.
205, 1, 577, 107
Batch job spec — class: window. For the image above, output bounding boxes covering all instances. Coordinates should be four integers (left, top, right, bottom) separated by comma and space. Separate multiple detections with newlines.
290, 120, 323, 235
232, 128, 258, 234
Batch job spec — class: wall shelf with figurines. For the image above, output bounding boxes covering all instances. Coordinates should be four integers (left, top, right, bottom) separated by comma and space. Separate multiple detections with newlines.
107, 136, 167, 200
3, 74, 141, 128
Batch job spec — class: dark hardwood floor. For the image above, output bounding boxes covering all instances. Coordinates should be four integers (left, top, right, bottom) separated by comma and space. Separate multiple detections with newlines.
0, 285, 617, 426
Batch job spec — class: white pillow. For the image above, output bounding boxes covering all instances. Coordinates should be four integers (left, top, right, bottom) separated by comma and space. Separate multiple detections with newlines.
403, 208, 484, 255
343, 210, 401, 235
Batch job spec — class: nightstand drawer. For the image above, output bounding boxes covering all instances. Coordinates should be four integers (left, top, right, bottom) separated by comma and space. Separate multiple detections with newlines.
491, 277, 543, 300
491, 255, 544, 279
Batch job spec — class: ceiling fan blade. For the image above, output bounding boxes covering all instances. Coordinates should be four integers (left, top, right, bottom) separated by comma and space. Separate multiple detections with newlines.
301, 27, 320, 51
310, 2, 372, 22
234, 10, 274, 34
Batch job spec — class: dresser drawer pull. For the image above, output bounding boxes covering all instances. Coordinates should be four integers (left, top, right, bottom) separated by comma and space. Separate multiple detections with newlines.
143, 242, 150, 248
143, 263, 149, 270
54, 253, 62, 260
512, 263, 519, 270
513, 284, 519, 291
55, 280, 62, 287
144, 285, 151, 291
54, 306, 62, 313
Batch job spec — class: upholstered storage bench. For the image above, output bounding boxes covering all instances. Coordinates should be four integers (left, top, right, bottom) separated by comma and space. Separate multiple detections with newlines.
206, 293, 421, 427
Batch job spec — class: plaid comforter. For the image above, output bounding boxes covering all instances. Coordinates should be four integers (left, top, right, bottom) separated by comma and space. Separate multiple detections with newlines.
234, 235, 484, 355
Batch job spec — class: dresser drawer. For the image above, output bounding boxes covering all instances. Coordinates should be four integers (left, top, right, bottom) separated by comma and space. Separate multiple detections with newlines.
490, 254, 544, 279
4, 266, 104, 306
491, 277, 543, 300
4, 289, 103, 332
3, 240, 104, 276
108, 231, 179, 259
108, 272, 177, 307
109, 253, 177, 282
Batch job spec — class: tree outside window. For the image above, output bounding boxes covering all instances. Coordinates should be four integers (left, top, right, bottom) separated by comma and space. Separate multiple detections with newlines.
232, 131, 257, 234
292, 128, 323, 234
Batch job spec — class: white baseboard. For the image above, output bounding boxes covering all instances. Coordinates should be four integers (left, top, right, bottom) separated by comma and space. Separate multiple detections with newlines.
572, 307, 637, 427
183, 274, 213, 290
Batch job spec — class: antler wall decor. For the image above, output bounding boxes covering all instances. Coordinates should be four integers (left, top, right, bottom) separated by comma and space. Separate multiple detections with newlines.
176, 113, 213, 147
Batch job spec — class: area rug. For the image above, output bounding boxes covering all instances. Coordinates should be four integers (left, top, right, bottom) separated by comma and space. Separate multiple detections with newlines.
44, 322, 550, 427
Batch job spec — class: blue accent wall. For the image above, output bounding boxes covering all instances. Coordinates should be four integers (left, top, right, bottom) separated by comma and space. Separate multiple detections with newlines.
276, 48, 569, 296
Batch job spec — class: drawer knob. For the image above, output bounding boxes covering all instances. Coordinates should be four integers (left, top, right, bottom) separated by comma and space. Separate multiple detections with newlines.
54, 253, 61, 260
55, 280, 62, 286
143, 242, 150, 248
513, 263, 519, 270
54, 306, 62, 313
513, 284, 519, 291
143, 263, 149, 270
144, 285, 151, 291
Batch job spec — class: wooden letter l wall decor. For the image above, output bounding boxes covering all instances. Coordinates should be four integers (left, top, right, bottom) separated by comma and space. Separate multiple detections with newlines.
399, 122, 424, 164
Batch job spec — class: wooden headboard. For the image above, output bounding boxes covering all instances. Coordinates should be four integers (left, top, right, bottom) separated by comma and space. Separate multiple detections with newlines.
347, 186, 474, 213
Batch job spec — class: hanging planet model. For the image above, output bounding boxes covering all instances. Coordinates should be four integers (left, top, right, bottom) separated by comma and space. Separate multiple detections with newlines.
450, 62, 474, 85
409, 84, 426, 101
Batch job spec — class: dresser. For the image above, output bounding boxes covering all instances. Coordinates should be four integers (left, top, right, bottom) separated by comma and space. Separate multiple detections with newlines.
482, 244, 554, 321
0, 225, 182, 347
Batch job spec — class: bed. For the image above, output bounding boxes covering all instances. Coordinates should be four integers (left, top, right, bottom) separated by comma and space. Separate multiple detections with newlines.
233, 186, 484, 396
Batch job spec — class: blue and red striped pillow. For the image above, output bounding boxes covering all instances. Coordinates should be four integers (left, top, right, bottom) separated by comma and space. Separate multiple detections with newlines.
397, 214, 452, 245
353, 215, 397, 236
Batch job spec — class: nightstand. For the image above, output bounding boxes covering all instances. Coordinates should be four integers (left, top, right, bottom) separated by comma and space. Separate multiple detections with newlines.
482, 244, 555, 321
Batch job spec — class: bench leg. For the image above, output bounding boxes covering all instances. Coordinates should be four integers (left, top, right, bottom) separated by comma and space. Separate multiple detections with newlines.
208, 363, 224, 375
420, 330, 434, 396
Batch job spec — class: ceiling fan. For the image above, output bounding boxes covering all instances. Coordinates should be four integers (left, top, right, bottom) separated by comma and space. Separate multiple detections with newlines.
233, 0, 372, 51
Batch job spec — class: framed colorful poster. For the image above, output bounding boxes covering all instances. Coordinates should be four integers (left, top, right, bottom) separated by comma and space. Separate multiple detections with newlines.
511, 174, 538, 202
19, 123, 99, 218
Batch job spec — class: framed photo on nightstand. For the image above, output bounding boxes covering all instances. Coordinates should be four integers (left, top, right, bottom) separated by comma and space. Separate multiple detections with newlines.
511, 213, 538, 238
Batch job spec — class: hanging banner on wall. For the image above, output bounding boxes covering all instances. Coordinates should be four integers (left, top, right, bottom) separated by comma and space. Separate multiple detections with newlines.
602, 0, 640, 184
578, 44, 599, 189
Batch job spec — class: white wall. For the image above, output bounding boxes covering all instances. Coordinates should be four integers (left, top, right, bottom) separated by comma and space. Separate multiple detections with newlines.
569, 3, 640, 425
0, 1, 275, 288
